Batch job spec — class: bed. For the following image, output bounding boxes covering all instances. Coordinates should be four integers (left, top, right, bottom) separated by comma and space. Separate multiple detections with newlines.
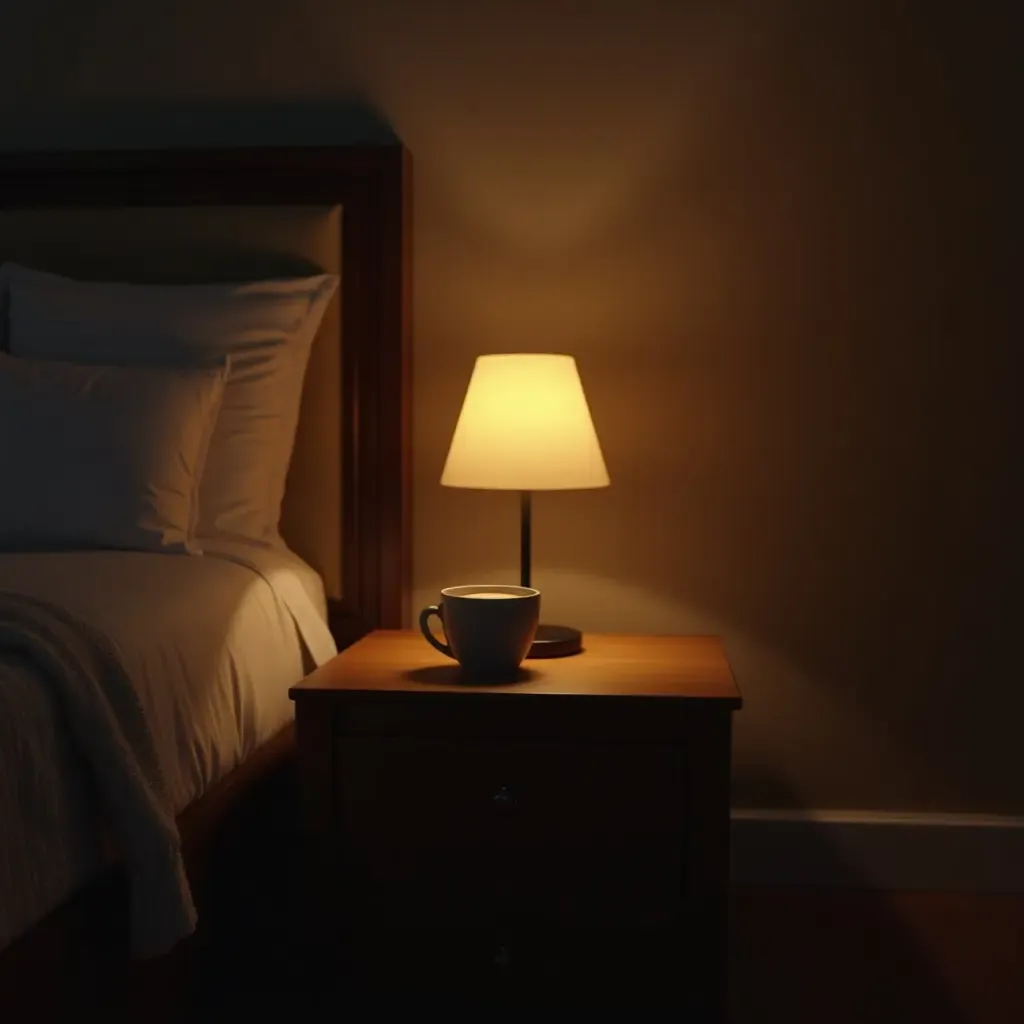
0, 144, 411, 1018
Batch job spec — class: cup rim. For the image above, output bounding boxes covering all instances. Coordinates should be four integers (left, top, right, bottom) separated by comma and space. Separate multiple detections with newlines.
441, 584, 540, 599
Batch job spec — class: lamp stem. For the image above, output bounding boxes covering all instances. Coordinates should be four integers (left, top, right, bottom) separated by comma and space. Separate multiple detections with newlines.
520, 490, 532, 589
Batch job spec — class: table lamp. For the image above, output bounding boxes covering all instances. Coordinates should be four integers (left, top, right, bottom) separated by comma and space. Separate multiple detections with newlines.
441, 353, 610, 657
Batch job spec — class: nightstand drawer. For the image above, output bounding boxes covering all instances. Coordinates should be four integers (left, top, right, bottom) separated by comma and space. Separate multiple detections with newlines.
335, 735, 508, 925
346, 926, 684, 1010
335, 735, 684, 925
484, 926, 684, 1008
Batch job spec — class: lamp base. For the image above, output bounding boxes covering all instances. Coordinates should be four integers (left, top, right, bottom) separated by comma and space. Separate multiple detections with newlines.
527, 623, 583, 659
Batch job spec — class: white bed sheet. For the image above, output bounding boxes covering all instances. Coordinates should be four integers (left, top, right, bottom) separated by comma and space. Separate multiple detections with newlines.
0, 543, 336, 951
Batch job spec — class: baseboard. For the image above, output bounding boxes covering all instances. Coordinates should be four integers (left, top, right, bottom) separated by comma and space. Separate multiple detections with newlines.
731, 809, 1024, 892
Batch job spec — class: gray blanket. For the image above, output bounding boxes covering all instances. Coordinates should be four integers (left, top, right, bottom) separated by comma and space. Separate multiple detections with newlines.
0, 591, 196, 957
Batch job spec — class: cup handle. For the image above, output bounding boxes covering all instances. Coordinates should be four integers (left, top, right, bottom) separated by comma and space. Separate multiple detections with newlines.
419, 605, 454, 659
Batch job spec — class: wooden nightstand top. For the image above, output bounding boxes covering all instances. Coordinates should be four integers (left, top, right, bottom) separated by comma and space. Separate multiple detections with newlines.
290, 629, 741, 707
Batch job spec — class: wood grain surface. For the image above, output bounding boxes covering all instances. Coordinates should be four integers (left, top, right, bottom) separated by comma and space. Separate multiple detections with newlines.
291, 629, 741, 705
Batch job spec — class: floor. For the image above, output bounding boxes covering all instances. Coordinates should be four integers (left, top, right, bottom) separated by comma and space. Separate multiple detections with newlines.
17, 764, 1018, 1024
13, 884, 1018, 1022
188, 771, 1024, 1021
730, 886, 1024, 1024
191, 885, 1024, 1023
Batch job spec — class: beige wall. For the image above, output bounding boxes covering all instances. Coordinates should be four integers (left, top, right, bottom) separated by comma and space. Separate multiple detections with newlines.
1, 1, 1015, 813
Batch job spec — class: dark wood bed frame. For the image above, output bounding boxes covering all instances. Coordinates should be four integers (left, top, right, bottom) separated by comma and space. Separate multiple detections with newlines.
0, 144, 412, 1020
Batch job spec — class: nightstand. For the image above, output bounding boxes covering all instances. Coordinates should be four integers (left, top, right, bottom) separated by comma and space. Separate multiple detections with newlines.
290, 629, 741, 1016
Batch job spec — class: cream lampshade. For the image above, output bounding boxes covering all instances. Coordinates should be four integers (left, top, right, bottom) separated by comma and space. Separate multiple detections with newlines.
441, 353, 609, 657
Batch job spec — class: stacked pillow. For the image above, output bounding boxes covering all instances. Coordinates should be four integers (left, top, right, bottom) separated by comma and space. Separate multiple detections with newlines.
0, 262, 339, 555
0, 352, 226, 554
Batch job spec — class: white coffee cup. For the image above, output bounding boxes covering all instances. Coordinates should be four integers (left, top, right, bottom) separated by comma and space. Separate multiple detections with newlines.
419, 584, 540, 678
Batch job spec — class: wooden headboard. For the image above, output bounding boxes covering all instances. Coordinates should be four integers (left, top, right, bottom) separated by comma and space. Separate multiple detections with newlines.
0, 145, 412, 643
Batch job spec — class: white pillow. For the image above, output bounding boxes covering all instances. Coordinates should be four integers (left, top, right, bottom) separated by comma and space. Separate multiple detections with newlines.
0, 263, 339, 547
0, 352, 226, 554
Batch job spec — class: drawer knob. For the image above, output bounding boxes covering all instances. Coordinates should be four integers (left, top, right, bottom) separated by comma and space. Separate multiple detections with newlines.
494, 944, 513, 967
492, 784, 515, 807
